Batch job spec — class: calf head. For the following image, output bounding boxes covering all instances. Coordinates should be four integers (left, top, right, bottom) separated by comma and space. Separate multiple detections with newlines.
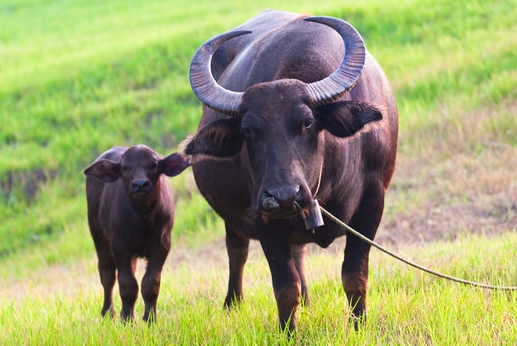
185, 17, 382, 219
85, 145, 190, 203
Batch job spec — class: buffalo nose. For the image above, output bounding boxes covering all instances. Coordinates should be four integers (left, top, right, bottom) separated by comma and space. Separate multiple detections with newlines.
131, 179, 151, 193
261, 186, 300, 213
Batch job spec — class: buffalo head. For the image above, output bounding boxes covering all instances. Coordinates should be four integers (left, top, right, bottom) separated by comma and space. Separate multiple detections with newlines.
185, 17, 382, 220
85, 145, 190, 204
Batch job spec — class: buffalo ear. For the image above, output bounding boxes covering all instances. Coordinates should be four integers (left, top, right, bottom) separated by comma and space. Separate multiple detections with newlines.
184, 118, 243, 157
84, 159, 121, 182
159, 153, 191, 177
315, 101, 382, 138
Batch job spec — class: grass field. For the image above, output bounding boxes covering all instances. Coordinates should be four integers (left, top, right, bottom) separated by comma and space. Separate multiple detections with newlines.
1, 233, 517, 344
1, 0, 516, 344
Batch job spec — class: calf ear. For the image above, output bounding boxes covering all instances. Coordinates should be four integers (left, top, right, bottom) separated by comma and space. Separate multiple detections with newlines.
315, 101, 382, 138
159, 153, 191, 177
184, 118, 243, 157
84, 160, 120, 182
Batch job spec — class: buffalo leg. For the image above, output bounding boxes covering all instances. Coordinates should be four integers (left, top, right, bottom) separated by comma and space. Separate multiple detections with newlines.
97, 252, 117, 318
89, 223, 117, 318
342, 185, 384, 327
291, 244, 310, 306
224, 224, 250, 308
116, 255, 138, 322
260, 235, 301, 332
141, 246, 169, 323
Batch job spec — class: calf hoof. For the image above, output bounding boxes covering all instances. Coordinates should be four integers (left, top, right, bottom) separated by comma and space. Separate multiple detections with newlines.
224, 293, 243, 310
101, 306, 116, 319
349, 312, 366, 331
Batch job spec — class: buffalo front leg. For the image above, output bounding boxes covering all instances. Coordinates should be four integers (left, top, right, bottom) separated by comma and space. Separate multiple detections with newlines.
342, 185, 384, 327
94, 242, 117, 318
141, 246, 169, 323
116, 256, 138, 322
291, 244, 310, 306
260, 235, 301, 332
342, 234, 371, 328
224, 224, 250, 309
98, 258, 117, 318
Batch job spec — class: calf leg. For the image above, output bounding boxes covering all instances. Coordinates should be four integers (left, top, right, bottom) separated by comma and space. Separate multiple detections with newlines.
224, 224, 249, 309
141, 246, 169, 323
98, 254, 117, 318
342, 184, 384, 327
291, 244, 310, 306
91, 234, 116, 318
116, 257, 138, 322
260, 234, 301, 332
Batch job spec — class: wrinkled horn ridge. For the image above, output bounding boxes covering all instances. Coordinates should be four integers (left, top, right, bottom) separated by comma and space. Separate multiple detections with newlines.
303, 16, 366, 106
189, 30, 251, 116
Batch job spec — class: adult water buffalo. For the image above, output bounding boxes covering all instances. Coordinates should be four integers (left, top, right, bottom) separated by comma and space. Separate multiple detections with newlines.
185, 10, 398, 332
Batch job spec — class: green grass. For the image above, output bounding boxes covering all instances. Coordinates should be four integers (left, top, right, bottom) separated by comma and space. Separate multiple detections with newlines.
0, 0, 517, 343
1, 0, 516, 260
1, 232, 516, 345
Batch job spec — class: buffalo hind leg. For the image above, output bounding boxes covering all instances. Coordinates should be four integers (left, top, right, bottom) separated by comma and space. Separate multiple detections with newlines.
260, 235, 301, 333
342, 185, 384, 329
141, 246, 169, 323
224, 224, 250, 309
291, 244, 310, 306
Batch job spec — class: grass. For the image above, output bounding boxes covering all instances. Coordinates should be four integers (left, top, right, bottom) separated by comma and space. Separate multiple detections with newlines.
1, 0, 516, 260
0, 0, 516, 343
1, 232, 516, 345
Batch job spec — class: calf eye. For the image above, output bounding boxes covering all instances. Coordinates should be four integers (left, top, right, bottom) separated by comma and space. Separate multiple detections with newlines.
121, 165, 129, 173
149, 161, 158, 170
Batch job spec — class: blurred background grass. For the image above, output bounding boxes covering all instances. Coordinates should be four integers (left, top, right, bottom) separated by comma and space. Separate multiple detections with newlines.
1, 0, 516, 273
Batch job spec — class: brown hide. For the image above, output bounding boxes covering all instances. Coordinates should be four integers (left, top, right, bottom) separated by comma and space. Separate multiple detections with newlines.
185, 10, 398, 332
84, 145, 189, 322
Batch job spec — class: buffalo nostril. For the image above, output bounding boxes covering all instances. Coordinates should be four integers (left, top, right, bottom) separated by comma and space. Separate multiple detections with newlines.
261, 195, 280, 211
261, 186, 302, 213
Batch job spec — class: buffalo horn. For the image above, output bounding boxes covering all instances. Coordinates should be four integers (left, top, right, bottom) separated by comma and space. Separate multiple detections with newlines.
189, 16, 366, 114
189, 30, 251, 116
304, 16, 366, 107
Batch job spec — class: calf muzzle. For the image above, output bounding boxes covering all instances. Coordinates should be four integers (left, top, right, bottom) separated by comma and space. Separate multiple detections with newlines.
130, 179, 153, 196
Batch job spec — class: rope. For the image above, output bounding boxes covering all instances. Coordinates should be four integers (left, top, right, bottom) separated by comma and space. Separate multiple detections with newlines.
320, 206, 517, 291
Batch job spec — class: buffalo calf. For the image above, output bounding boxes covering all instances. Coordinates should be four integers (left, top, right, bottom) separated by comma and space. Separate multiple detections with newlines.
84, 145, 190, 322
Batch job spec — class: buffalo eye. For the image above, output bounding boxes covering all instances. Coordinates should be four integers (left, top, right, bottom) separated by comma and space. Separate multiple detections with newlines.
149, 161, 158, 170
121, 165, 129, 173
303, 115, 315, 130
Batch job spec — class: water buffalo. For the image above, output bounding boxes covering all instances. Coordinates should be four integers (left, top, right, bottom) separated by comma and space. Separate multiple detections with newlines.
84, 145, 190, 322
185, 10, 398, 331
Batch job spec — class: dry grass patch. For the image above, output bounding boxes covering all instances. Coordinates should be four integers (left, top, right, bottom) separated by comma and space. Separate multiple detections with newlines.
381, 98, 517, 244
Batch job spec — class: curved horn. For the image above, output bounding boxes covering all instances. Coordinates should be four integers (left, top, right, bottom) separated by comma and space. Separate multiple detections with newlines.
303, 16, 366, 106
189, 30, 251, 116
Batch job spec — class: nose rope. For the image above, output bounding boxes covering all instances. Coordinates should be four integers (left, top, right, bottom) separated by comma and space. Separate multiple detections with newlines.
294, 160, 323, 213
312, 160, 324, 198
294, 160, 326, 231
320, 206, 517, 291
